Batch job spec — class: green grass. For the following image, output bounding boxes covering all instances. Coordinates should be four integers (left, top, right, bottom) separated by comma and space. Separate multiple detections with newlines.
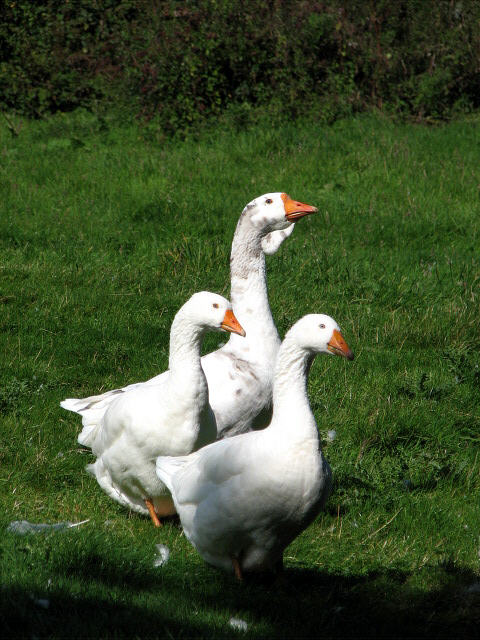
1, 109, 479, 639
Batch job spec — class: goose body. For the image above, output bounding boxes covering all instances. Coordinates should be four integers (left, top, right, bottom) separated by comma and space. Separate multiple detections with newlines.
81, 292, 245, 523
61, 193, 317, 439
156, 314, 354, 576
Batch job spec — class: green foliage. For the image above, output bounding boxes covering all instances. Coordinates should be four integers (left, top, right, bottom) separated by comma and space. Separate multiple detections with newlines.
1, 1, 480, 128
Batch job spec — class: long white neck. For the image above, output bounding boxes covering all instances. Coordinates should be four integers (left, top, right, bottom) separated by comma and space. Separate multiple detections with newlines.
168, 312, 205, 382
270, 334, 318, 442
226, 211, 280, 354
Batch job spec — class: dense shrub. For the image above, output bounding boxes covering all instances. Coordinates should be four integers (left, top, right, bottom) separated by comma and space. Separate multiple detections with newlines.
1, 0, 479, 128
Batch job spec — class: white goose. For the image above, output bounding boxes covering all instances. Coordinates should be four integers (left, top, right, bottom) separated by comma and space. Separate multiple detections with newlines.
156, 314, 354, 578
81, 292, 245, 526
61, 192, 317, 439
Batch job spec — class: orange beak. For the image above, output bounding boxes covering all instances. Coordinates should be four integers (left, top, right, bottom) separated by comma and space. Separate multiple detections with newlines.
221, 309, 246, 337
327, 329, 354, 361
281, 193, 318, 221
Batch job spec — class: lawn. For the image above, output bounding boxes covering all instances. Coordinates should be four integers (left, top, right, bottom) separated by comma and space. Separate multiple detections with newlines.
0, 109, 479, 638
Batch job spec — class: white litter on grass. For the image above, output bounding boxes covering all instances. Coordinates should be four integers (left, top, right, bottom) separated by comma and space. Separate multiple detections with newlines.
326, 430, 337, 442
229, 617, 248, 632
7, 519, 90, 535
32, 598, 50, 610
153, 544, 170, 567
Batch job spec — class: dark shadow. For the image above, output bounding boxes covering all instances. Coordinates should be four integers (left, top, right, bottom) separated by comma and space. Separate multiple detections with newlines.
58, 550, 163, 591
0, 585, 217, 640
3, 554, 479, 639
208, 562, 480, 639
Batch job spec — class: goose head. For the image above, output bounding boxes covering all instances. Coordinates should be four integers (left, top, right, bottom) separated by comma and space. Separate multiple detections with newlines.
245, 192, 317, 235
185, 292, 246, 337
289, 314, 354, 360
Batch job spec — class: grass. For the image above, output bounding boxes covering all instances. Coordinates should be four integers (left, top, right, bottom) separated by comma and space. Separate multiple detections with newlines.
1, 108, 479, 638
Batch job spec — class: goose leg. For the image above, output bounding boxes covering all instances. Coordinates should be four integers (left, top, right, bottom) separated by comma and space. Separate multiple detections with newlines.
144, 498, 162, 527
232, 556, 243, 582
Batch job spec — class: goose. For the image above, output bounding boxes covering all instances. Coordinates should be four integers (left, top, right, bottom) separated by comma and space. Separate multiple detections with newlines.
81, 292, 245, 526
61, 192, 317, 439
156, 314, 354, 578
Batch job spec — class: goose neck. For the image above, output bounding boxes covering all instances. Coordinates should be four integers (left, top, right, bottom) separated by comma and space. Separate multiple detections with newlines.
229, 213, 278, 347
168, 313, 204, 374
270, 336, 317, 436
230, 214, 266, 286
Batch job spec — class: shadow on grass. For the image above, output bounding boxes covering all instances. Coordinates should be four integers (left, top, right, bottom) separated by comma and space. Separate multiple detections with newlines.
222, 563, 480, 639
1, 585, 211, 640
2, 554, 479, 639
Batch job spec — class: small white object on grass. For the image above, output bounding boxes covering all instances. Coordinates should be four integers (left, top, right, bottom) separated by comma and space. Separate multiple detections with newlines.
31, 597, 50, 609
229, 618, 248, 632
326, 429, 337, 442
153, 544, 170, 567
7, 519, 89, 535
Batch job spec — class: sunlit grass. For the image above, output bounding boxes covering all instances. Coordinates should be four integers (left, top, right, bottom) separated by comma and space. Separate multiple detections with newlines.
1, 109, 479, 638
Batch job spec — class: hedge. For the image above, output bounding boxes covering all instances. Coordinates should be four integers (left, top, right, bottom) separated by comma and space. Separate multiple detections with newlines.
1, 0, 479, 128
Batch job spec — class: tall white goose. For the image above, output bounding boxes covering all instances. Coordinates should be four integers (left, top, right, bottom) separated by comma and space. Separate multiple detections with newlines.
156, 314, 354, 579
82, 292, 245, 526
61, 192, 317, 439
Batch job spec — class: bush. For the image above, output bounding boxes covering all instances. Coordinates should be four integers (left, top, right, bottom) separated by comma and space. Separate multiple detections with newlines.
1, 0, 479, 127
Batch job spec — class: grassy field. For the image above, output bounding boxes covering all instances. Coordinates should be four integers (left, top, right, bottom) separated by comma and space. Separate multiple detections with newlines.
1, 109, 479, 639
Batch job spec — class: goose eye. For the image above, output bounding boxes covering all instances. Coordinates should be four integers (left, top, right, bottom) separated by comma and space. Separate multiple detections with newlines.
265, 198, 273, 204
319, 323, 326, 329
213, 303, 219, 309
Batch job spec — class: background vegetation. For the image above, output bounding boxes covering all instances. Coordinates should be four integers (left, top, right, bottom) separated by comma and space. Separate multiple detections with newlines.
0, 110, 479, 638
2, 0, 480, 132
